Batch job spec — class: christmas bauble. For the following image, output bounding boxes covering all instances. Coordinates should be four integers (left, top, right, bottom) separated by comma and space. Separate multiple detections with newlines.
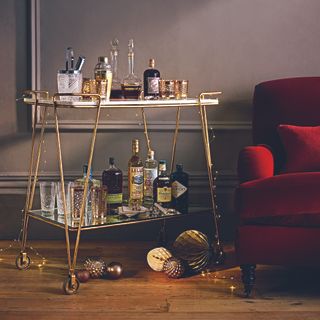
76, 270, 90, 283
105, 262, 123, 280
173, 230, 212, 273
84, 257, 106, 279
163, 257, 185, 279
147, 247, 172, 272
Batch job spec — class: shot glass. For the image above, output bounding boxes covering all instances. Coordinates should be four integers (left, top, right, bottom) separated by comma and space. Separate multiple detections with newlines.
56, 182, 71, 217
174, 80, 189, 99
91, 185, 108, 221
39, 182, 56, 215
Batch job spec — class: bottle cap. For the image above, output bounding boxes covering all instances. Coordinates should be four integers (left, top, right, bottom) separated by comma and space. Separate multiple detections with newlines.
159, 160, 166, 171
176, 164, 183, 171
148, 150, 155, 158
149, 58, 155, 68
109, 157, 115, 165
98, 56, 109, 64
132, 139, 139, 152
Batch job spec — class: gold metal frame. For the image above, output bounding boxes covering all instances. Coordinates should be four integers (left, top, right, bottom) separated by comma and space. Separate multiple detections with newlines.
18, 92, 224, 293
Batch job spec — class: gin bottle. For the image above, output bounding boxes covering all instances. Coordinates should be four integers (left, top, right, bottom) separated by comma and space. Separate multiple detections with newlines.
143, 150, 158, 207
102, 157, 123, 213
128, 139, 143, 209
171, 164, 189, 213
122, 39, 142, 99
143, 58, 160, 99
153, 160, 172, 209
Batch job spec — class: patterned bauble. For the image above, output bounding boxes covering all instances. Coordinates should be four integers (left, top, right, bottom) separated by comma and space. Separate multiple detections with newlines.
173, 230, 212, 273
163, 257, 185, 279
105, 262, 123, 280
147, 247, 173, 272
84, 257, 106, 279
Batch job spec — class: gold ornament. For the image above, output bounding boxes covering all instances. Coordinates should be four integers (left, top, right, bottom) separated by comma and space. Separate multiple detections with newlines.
173, 230, 212, 273
163, 257, 185, 279
147, 247, 172, 272
84, 257, 106, 279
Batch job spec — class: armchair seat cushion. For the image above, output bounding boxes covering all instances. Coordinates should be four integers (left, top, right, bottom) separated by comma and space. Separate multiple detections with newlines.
235, 172, 320, 226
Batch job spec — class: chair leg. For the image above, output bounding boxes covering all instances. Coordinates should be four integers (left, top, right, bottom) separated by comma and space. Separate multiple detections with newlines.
240, 264, 256, 298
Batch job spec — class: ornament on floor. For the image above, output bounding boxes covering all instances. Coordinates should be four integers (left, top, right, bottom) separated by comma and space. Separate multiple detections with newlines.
76, 269, 90, 283
105, 262, 123, 279
84, 257, 106, 279
163, 257, 185, 279
173, 230, 212, 273
147, 247, 172, 272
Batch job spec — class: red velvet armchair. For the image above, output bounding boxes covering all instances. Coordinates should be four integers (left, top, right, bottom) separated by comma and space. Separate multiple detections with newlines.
235, 77, 320, 297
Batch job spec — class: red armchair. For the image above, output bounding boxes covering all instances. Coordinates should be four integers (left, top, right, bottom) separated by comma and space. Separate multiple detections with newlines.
235, 77, 320, 297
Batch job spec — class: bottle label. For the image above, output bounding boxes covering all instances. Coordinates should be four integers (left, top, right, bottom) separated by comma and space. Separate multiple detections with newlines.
130, 167, 143, 199
172, 180, 187, 198
107, 193, 123, 204
157, 187, 172, 203
144, 168, 157, 197
147, 77, 160, 94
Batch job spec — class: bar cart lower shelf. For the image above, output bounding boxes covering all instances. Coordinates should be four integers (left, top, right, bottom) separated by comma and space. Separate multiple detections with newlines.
17, 91, 224, 294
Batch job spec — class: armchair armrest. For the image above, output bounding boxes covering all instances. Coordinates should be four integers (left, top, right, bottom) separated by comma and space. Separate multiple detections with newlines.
238, 145, 274, 183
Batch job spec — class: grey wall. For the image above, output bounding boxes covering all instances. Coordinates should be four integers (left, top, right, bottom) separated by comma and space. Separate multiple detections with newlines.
1, 0, 320, 242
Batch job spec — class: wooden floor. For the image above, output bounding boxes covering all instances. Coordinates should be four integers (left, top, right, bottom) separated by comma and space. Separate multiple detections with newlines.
0, 240, 320, 320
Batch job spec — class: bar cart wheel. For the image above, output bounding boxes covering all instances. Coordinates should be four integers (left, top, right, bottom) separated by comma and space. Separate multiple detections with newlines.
15, 253, 31, 270
62, 275, 80, 295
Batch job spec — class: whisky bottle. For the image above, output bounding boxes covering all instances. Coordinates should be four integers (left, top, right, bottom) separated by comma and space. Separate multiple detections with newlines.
102, 157, 123, 213
128, 139, 144, 209
122, 39, 142, 99
143, 150, 158, 207
110, 38, 123, 99
171, 164, 189, 213
94, 56, 112, 100
153, 160, 172, 208
143, 58, 160, 99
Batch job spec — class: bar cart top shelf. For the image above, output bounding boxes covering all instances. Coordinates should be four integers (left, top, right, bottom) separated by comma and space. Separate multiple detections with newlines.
23, 96, 220, 109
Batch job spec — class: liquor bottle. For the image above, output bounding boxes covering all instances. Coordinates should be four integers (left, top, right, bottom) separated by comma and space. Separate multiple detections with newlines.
122, 39, 142, 99
171, 164, 189, 213
128, 139, 143, 209
153, 160, 172, 208
110, 38, 123, 99
94, 56, 112, 100
143, 150, 158, 207
102, 157, 123, 213
143, 58, 160, 99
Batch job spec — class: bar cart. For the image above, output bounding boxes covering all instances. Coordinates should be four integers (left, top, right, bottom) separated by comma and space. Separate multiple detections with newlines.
17, 91, 224, 294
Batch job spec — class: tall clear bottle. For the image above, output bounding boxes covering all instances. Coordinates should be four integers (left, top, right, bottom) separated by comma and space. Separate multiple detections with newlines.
110, 38, 123, 99
102, 157, 123, 214
128, 139, 144, 209
143, 150, 158, 207
122, 39, 142, 99
94, 56, 112, 100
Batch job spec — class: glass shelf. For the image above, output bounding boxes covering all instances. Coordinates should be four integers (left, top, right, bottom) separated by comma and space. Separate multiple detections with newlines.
28, 207, 211, 232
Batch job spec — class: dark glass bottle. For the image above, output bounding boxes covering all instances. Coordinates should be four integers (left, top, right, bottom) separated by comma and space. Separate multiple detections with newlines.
102, 157, 123, 213
171, 164, 189, 213
153, 160, 172, 208
143, 58, 160, 99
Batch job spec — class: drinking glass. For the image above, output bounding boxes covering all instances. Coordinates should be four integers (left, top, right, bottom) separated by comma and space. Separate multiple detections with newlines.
56, 182, 71, 217
39, 182, 56, 215
70, 182, 89, 221
91, 186, 108, 221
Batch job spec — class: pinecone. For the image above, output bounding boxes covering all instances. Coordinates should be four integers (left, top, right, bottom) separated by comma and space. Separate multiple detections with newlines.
84, 257, 106, 279
163, 257, 185, 279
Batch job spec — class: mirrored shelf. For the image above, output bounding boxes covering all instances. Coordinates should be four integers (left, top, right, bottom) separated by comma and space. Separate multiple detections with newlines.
28, 206, 211, 232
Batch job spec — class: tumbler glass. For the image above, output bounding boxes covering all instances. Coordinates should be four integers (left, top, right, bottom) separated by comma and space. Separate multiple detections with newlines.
91, 185, 108, 221
56, 182, 71, 216
39, 182, 56, 215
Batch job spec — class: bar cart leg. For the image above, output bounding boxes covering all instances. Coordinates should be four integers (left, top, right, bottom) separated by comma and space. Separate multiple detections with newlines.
198, 92, 225, 265
170, 106, 181, 174
16, 91, 48, 270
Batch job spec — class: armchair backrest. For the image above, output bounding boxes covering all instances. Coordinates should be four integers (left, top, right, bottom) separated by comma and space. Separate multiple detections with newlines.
252, 77, 320, 172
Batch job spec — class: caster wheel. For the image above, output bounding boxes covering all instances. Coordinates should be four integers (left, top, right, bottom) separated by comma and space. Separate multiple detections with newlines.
62, 276, 80, 295
15, 253, 31, 270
